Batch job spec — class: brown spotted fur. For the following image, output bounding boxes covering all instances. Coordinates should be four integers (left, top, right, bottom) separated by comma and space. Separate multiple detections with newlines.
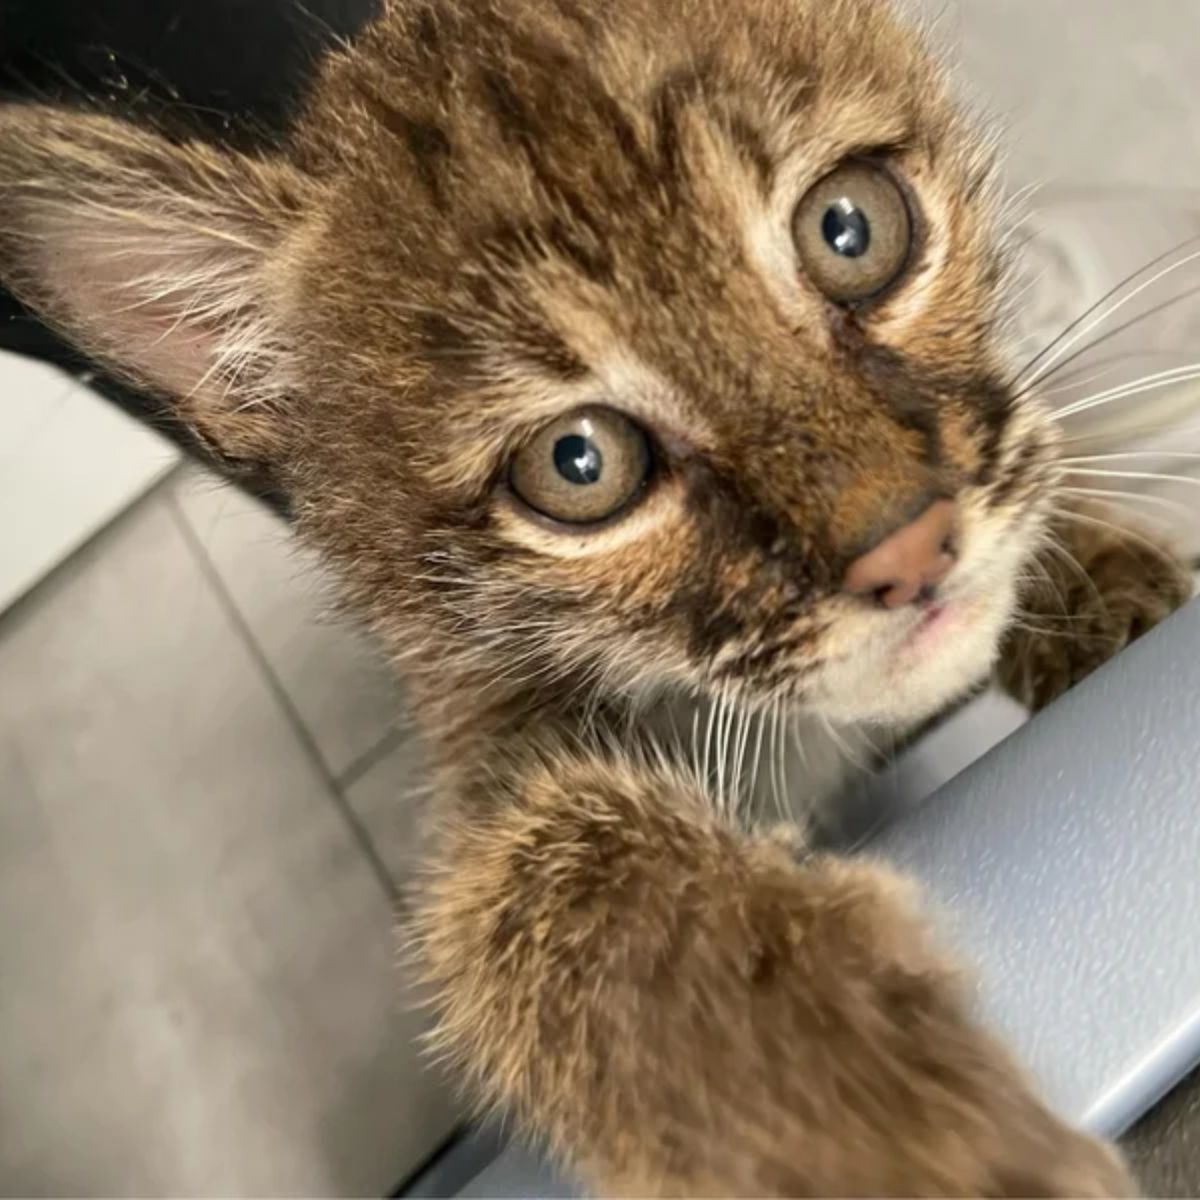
1000, 506, 1193, 712
0, 0, 1191, 1193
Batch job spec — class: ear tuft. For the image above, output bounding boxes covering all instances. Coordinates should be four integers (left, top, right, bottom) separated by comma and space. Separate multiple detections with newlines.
0, 105, 311, 461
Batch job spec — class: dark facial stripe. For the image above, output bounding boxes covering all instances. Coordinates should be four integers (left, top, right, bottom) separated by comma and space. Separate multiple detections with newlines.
975, 374, 1016, 481
544, 215, 616, 284
987, 432, 1043, 506
854, 341, 944, 468
649, 61, 715, 184
481, 66, 540, 156
724, 113, 775, 194
350, 78, 453, 207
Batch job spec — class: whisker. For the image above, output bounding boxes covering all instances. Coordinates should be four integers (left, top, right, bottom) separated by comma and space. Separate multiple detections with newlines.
1007, 616, 1075, 640
1061, 451, 1200, 465
1026, 541, 1075, 614
1028, 274, 1200, 397
1052, 506, 1181, 568
1059, 485, 1196, 521
1065, 467, 1200, 490
731, 702, 749, 817
702, 693, 717, 795
1058, 418, 1200, 448
1039, 362, 1129, 398
748, 706, 768, 816
1042, 531, 1106, 610
1028, 282, 1200, 397
1014, 237, 1200, 389
777, 705, 791, 824
1054, 363, 1200, 420
770, 700, 787, 824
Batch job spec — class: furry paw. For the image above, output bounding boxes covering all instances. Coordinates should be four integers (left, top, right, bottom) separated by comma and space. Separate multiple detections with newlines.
985, 1127, 1135, 1199
1000, 510, 1193, 711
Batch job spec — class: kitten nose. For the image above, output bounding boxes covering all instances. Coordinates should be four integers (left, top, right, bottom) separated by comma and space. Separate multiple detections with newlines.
842, 499, 957, 609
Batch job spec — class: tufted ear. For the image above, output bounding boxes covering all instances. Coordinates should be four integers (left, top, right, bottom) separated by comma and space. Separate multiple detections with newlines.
0, 105, 311, 461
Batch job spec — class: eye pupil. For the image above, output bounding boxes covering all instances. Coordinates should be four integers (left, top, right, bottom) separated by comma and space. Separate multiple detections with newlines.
553, 434, 603, 485
821, 199, 871, 258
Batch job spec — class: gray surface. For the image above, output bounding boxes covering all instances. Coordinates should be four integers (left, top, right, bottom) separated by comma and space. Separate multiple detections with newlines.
870, 598, 1200, 1138
345, 717, 432, 889
0, 490, 457, 1195
173, 467, 405, 777
455, 1144, 575, 1200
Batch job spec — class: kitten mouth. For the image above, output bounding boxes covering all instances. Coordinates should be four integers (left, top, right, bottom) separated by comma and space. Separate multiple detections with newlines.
898, 599, 961, 654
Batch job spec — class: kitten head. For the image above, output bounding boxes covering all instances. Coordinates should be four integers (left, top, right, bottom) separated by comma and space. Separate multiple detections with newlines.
0, 0, 1058, 730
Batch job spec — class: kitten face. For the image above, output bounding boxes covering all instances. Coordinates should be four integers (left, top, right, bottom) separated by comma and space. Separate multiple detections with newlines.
0, 0, 1061, 730
282, 0, 1057, 728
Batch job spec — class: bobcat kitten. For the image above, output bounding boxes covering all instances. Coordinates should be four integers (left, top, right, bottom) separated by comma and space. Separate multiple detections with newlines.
0, 0, 1191, 1192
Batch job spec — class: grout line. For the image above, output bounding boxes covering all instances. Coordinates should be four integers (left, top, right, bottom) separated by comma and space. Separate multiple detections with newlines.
164, 488, 402, 908
0, 463, 184, 634
337, 724, 413, 792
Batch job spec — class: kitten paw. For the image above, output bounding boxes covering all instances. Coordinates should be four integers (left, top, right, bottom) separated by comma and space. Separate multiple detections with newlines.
1000, 512, 1193, 711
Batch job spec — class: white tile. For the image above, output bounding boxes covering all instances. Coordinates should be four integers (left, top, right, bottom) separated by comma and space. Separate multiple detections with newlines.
0, 352, 178, 614
0, 496, 457, 1196
172, 466, 405, 778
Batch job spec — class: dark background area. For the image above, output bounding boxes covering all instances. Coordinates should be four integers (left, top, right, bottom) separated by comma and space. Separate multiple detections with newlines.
0, 0, 378, 505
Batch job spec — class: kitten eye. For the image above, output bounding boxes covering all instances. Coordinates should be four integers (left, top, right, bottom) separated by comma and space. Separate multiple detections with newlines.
509, 407, 652, 525
792, 162, 913, 304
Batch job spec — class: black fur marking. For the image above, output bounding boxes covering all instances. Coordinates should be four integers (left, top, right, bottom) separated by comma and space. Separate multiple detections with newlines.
351, 78, 453, 206
417, 312, 478, 360
974, 374, 1015, 479
481, 66, 540, 152
544, 215, 617, 285
649, 62, 714, 185
398, 118, 453, 206
411, 4, 441, 55
988, 434, 1040, 506
725, 113, 775, 193
855, 342, 945, 468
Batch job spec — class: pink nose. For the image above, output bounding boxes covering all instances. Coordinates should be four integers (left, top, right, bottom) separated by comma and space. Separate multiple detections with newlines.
842, 500, 957, 609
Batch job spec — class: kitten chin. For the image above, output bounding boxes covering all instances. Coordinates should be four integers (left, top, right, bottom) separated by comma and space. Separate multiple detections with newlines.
808, 585, 1015, 728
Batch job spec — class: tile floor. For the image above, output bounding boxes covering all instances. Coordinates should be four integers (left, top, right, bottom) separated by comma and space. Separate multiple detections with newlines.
2, 3, 1200, 1196
0, 468, 457, 1197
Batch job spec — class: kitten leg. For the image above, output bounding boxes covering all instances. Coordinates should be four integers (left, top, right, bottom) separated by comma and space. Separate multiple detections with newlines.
999, 504, 1193, 711
412, 746, 1132, 1197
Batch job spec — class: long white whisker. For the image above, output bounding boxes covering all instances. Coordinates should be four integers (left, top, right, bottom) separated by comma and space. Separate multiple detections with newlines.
1059, 420, 1200, 449
1054, 362, 1200, 420
1059, 486, 1194, 521
748, 706, 768, 817
1039, 363, 1130, 398
1053, 505, 1181, 565
1061, 451, 1200, 465
716, 691, 731, 817
1023, 248, 1200, 390
732, 703, 750, 816
702, 693, 718, 797
770, 700, 786, 824
777, 708, 792, 823
1065, 467, 1200, 490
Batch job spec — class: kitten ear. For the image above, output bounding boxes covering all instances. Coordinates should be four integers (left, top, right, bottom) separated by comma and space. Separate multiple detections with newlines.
0, 105, 310, 461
